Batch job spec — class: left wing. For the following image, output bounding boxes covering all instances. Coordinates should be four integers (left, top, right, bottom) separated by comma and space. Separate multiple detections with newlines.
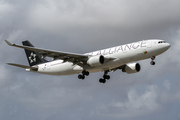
5, 40, 89, 66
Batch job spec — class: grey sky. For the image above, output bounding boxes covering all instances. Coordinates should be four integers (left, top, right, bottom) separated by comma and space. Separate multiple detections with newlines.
1, 0, 180, 120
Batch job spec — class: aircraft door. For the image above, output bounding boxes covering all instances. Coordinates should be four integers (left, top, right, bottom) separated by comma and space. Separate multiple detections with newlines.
47, 63, 51, 70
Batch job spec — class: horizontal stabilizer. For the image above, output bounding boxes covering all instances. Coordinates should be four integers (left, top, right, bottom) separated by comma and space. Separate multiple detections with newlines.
7, 63, 38, 71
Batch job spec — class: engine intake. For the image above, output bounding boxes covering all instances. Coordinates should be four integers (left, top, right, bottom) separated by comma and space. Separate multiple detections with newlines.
87, 55, 104, 67
122, 63, 141, 74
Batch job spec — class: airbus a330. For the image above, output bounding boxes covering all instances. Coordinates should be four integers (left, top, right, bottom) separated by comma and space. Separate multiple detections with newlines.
5, 39, 170, 83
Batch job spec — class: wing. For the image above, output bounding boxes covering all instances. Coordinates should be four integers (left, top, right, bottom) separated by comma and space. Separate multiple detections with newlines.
5, 40, 89, 66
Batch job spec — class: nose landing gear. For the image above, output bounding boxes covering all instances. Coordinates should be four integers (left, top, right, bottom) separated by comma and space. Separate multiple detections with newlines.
150, 56, 156, 65
150, 61, 155, 65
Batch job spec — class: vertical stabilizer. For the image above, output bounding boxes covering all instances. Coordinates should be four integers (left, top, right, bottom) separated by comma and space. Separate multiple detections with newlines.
22, 41, 47, 66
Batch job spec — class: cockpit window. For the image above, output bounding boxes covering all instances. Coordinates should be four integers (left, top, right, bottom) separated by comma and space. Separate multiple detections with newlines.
158, 41, 166, 44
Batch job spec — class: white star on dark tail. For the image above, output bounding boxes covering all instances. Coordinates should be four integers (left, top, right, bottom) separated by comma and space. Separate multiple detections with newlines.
29, 52, 36, 63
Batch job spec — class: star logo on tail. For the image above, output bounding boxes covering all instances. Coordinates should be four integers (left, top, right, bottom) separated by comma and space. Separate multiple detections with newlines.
29, 52, 36, 63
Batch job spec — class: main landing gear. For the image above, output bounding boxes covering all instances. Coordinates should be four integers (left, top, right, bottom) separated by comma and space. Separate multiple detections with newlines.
78, 70, 89, 80
78, 70, 110, 84
99, 71, 110, 83
150, 56, 156, 65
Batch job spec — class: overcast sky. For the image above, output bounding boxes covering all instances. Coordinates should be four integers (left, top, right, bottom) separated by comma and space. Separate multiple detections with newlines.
1, 0, 180, 120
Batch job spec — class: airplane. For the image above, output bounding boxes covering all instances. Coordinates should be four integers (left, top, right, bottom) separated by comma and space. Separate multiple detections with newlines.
5, 39, 170, 83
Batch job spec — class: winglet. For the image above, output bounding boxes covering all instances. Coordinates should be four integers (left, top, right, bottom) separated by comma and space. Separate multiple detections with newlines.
5, 40, 14, 46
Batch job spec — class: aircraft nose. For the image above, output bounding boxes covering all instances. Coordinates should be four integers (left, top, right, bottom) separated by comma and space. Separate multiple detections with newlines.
162, 43, 171, 51
166, 43, 171, 49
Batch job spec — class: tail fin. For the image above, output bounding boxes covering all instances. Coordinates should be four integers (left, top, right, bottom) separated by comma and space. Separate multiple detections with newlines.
22, 40, 48, 66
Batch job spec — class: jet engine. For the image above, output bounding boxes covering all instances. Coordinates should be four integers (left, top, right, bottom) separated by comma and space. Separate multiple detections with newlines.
87, 55, 104, 67
122, 63, 141, 74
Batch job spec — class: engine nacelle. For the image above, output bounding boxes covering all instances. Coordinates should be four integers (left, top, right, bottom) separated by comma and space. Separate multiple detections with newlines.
122, 63, 141, 74
87, 55, 104, 67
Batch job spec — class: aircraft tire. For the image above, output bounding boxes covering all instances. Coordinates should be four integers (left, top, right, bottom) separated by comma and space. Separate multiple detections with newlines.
85, 71, 89, 76
99, 78, 106, 83
78, 74, 85, 80
103, 75, 110, 80
150, 61, 155, 65
78, 74, 82, 79
82, 71, 89, 76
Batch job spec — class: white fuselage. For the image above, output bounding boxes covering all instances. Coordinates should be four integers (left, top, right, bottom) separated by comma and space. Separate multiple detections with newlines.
30, 39, 170, 75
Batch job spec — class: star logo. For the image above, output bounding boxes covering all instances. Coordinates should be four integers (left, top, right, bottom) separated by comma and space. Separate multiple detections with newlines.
29, 52, 36, 63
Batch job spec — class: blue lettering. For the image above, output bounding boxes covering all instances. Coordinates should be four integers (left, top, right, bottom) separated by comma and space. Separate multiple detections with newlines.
109, 48, 114, 54
141, 41, 147, 47
103, 49, 109, 55
88, 52, 93, 56
96, 50, 102, 55
132, 42, 140, 49
116, 46, 123, 52
124, 44, 132, 51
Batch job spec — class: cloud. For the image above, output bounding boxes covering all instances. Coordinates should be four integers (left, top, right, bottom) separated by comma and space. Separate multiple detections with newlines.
1, 0, 180, 120
27, 0, 180, 33
96, 85, 161, 119
6, 30, 25, 41
23, 0, 180, 52
0, 1, 14, 18
163, 80, 171, 91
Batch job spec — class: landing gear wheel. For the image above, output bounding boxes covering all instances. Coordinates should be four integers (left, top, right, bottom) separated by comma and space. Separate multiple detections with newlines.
82, 75, 85, 79
85, 71, 89, 76
99, 78, 106, 83
150, 61, 155, 65
106, 75, 110, 80
103, 75, 110, 80
103, 79, 106, 83
82, 71, 89, 76
99, 78, 103, 83
78, 74, 85, 80
78, 74, 82, 79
